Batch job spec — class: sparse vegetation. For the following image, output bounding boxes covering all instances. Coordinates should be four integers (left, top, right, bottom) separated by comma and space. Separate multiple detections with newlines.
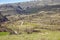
0, 31, 60, 40
0, 1, 60, 40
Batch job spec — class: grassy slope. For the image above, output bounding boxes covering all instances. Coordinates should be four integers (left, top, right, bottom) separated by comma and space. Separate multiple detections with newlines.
3, 11, 60, 31
1, 11, 60, 40
0, 31, 60, 40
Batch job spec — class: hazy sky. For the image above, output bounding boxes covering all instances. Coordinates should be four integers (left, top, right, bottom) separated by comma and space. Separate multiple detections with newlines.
0, 0, 31, 4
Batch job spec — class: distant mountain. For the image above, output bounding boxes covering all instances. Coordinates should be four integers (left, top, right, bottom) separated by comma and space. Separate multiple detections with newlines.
0, 0, 60, 15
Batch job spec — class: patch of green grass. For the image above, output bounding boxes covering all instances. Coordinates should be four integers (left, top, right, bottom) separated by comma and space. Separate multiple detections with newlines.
0, 32, 10, 36
0, 31, 60, 40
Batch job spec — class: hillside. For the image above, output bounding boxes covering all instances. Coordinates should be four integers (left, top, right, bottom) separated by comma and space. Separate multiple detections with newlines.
0, 0, 60, 15
0, 0, 60, 34
0, 1, 60, 40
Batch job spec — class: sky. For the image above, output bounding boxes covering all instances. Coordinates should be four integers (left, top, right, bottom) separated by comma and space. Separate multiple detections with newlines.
0, 0, 31, 4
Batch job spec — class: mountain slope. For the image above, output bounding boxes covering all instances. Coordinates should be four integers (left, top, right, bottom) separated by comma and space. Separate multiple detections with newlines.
0, 0, 60, 34
0, 0, 60, 15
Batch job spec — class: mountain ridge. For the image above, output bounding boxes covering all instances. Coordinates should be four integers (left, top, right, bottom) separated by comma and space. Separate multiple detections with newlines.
0, 0, 60, 15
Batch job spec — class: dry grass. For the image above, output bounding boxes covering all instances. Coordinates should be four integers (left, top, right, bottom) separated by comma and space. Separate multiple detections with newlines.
0, 31, 60, 40
1, 11, 60, 40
